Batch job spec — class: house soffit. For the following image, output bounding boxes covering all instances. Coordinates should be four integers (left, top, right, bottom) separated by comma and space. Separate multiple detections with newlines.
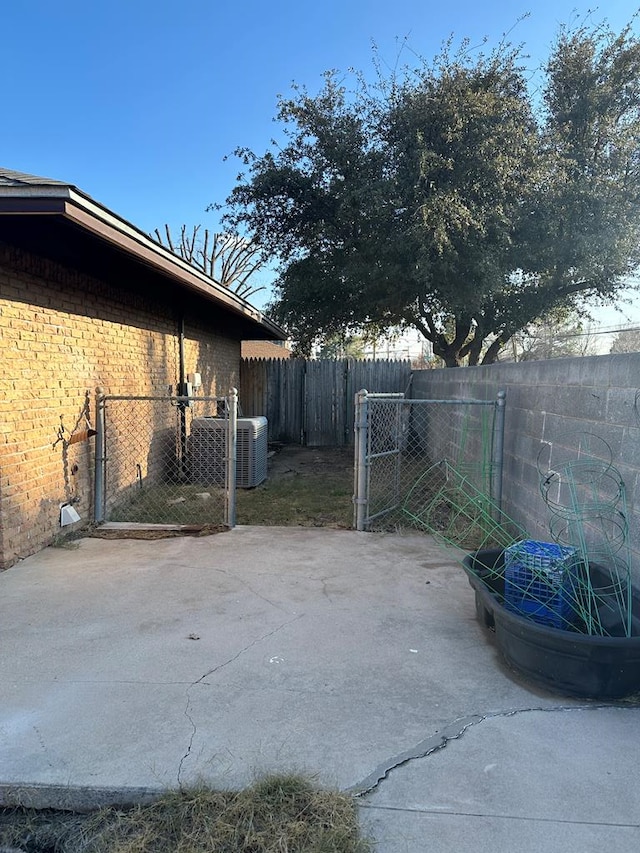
0, 168, 285, 341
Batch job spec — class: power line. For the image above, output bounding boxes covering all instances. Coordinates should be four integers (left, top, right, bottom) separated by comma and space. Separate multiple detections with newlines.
523, 324, 640, 341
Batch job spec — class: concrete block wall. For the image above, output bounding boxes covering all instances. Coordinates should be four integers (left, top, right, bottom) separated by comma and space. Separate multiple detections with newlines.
0, 243, 240, 569
412, 355, 640, 583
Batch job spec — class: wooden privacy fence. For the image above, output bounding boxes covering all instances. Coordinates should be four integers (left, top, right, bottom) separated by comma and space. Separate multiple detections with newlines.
240, 358, 412, 446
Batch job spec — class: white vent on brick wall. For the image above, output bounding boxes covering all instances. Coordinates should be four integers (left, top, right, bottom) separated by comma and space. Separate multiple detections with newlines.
189, 416, 268, 488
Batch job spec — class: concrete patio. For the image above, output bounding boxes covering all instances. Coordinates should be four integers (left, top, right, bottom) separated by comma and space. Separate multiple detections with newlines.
0, 526, 638, 851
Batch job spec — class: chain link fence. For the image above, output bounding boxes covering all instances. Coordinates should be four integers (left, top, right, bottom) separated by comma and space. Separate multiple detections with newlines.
354, 391, 505, 534
95, 391, 237, 527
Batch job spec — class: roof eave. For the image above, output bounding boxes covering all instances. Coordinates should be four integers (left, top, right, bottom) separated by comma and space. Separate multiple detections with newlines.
0, 182, 286, 341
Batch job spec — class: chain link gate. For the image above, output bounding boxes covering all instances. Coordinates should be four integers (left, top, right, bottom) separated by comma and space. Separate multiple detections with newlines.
94, 389, 237, 527
353, 390, 505, 532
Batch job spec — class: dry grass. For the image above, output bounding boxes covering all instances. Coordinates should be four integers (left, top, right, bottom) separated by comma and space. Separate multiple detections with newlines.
236, 447, 354, 528
236, 476, 353, 528
0, 775, 371, 853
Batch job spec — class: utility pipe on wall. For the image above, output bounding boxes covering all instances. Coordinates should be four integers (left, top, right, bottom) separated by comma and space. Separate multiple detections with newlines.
94, 387, 106, 523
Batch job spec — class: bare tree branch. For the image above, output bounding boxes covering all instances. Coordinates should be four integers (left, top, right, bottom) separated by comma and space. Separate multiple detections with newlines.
152, 224, 266, 300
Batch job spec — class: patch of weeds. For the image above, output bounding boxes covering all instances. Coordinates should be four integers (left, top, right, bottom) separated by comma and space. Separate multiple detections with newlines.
0, 775, 371, 853
50, 525, 95, 550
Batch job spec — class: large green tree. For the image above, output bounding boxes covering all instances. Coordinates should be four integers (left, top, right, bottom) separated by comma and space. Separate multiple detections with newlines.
223, 22, 640, 365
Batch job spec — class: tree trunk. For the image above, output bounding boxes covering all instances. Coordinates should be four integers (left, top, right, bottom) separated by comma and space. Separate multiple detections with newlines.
481, 334, 509, 365
465, 330, 484, 366
432, 340, 462, 367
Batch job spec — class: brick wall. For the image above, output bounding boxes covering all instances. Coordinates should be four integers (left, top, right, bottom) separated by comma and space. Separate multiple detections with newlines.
0, 243, 240, 569
412, 355, 640, 584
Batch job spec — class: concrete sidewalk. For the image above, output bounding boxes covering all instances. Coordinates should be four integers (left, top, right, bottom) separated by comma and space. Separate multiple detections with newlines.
0, 527, 638, 850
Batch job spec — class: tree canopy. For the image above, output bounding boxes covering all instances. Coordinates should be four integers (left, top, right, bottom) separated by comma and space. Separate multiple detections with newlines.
223, 21, 640, 365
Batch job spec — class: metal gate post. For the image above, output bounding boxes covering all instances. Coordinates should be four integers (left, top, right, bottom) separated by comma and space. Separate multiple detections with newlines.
491, 389, 506, 515
225, 387, 238, 527
94, 387, 106, 523
353, 389, 369, 531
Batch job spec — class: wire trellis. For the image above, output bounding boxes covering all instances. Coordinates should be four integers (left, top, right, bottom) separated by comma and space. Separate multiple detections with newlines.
400, 432, 634, 637
401, 460, 525, 552
537, 433, 632, 637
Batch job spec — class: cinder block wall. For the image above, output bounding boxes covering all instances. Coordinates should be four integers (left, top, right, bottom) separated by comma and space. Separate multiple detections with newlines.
412, 355, 640, 583
0, 243, 240, 569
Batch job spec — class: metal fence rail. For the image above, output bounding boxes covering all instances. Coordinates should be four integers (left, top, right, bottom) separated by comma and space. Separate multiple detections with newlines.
353, 390, 505, 532
95, 389, 237, 527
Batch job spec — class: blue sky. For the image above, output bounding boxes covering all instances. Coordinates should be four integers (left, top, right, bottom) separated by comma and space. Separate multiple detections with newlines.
2, 0, 639, 316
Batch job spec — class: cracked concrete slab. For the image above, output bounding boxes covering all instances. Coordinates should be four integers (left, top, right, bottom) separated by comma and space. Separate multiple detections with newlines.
0, 527, 638, 851
358, 706, 640, 851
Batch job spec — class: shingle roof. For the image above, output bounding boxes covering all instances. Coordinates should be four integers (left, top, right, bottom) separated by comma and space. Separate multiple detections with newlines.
242, 340, 292, 359
0, 167, 72, 187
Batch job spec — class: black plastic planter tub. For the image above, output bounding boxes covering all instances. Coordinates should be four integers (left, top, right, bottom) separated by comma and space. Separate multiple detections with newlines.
462, 549, 640, 700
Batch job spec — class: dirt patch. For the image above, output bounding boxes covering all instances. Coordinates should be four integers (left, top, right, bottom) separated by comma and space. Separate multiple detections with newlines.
267, 444, 353, 480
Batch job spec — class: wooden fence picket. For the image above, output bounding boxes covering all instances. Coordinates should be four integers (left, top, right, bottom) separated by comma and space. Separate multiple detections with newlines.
240, 358, 412, 446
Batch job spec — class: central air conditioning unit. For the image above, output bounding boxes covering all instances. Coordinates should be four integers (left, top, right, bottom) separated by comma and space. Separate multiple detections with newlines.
189, 416, 268, 488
